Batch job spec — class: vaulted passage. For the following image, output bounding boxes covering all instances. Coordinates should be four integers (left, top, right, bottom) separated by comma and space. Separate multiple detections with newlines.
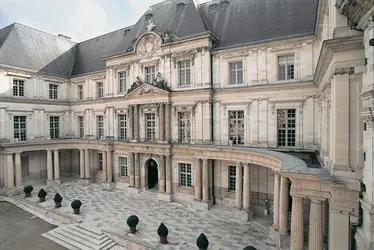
146, 159, 158, 190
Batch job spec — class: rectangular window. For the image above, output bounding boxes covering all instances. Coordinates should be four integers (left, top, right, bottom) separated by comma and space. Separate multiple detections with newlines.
364, 122, 367, 131
78, 85, 83, 100
119, 157, 128, 177
13, 116, 26, 141
178, 60, 191, 86
13, 80, 24, 96
98, 153, 103, 170
118, 114, 127, 140
97, 115, 104, 138
229, 110, 244, 145
277, 109, 296, 147
229, 62, 243, 85
178, 112, 191, 143
145, 66, 156, 83
278, 55, 294, 80
49, 84, 58, 99
228, 166, 243, 192
118, 72, 127, 93
145, 113, 156, 141
78, 116, 84, 138
180, 163, 192, 187
97, 82, 103, 98
50, 116, 60, 139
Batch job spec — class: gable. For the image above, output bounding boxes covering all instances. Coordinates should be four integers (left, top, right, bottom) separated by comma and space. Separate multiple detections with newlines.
126, 81, 170, 98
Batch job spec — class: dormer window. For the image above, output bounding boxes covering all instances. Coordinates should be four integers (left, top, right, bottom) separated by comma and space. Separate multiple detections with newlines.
176, 3, 185, 11
145, 66, 156, 83
219, 1, 229, 10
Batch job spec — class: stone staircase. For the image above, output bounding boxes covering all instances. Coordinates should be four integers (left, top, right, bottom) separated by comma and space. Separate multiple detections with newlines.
42, 224, 117, 250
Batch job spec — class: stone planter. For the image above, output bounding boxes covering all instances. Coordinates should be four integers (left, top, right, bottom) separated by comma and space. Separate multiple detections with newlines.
39, 197, 46, 202
129, 226, 136, 234
73, 208, 80, 214
25, 192, 31, 198
55, 201, 62, 208
160, 236, 167, 244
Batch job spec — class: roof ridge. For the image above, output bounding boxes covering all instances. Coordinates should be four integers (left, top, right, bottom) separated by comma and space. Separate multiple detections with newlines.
78, 25, 134, 44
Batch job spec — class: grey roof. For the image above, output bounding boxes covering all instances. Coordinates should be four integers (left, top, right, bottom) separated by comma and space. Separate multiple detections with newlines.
0, 0, 319, 77
199, 0, 318, 49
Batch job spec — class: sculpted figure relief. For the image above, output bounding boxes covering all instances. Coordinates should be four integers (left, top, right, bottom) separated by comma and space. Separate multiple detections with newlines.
137, 34, 161, 58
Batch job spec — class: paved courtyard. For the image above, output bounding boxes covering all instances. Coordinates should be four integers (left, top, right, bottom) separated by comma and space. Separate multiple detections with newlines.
12, 182, 279, 250
0, 202, 66, 250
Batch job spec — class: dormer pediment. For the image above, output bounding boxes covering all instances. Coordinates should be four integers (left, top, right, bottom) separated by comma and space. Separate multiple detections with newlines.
126, 76, 170, 98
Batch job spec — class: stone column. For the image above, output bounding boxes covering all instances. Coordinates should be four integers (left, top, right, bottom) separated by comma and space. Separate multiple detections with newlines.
243, 163, 250, 211
165, 155, 171, 194
290, 195, 304, 250
15, 152, 22, 187
158, 155, 165, 193
85, 149, 90, 179
134, 105, 139, 140
308, 198, 324, 250
54, 150, 60, 181
236, 162, 243, 209
6, 154, 14, 188
79, 149, 85, 179
279, 176, 289, 235
135, 153, 140, 188
47, 149, 53, 182
159, 103, 165, 141
129, 106, 133, 140
328, 208, 350, 250
165, 103, 171, 141
102, 151, 107, 182
194, 158, 201, 200
272, 172, 280, 229
129, 153, 135, 186
202, 158, 209, 202
107, 150, 112, 182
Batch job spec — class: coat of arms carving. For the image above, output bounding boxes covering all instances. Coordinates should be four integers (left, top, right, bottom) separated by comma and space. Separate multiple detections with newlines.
137, 34, 161, 58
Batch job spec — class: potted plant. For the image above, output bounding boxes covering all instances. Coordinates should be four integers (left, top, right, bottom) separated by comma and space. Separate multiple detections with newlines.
71, 200, 82, 214
53, 193, 63, 208
196, 233, 209, 250
23, 185, 33, 197
243, 247, 257, 250
127, 215, 139, 234
157, 223, 168, 244
38, 189, 47, 202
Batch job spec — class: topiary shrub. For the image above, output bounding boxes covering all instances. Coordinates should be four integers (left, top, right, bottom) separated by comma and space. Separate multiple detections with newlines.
196, 233, 209, 250
157, 223, 168, 244
71, 200, 82, 214
53, 193, 63, 208
127, 215, 139, 234
243, 247, 257, 250
37, 189, 47, 202
23, 185, 33, 197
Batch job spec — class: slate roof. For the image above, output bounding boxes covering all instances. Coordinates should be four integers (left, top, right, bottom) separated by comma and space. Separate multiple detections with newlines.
0, 0, 319, 78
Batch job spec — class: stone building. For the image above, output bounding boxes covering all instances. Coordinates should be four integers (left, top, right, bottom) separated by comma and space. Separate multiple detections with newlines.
0, 0, 371, 249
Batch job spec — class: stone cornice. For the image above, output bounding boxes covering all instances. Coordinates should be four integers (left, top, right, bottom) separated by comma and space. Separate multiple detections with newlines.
337, 0, 374, 27
0, 65, 69, 82
314, 34, 364, 88
0, 96, 70, 106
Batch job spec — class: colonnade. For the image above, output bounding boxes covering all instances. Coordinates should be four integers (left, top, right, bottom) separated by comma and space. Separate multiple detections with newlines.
79, 148, 113, 182
3, 152, 22, 188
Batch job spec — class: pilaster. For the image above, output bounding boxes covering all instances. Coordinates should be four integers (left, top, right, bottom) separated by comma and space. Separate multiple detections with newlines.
15, 152, 22, 187
202, 158, 209, 202
194, 158, 202, 201
235, 161, 243, 209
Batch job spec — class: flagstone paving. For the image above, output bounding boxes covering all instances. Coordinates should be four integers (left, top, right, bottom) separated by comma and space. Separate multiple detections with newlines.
12, 182, 279, 250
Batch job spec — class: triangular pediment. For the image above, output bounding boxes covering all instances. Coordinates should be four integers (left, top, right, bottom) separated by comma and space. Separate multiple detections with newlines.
126, 82, 169, 98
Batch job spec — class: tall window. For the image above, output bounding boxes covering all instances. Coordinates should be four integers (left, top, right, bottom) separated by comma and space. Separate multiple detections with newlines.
229, 61, 243, 85
97, 82, 103, 98
178, 60, 191, 86
97, 115, 104, 138
277, 109, 296, 147
118, 114, 127, 140
78, 116, 84, 138
278, 55, 294, 80
13, 80, 24, 96
49, 84, 58, 99
78, 85, 83, 100
14, 116, 26, 141
97, 153, 103, 170
119, 157, 128, 177
145, 113, 156, 141
50, 116, 60, 139
178, 112, 191, 143
180, 163, 192, 187
228, 166, 243, 192
229, 110, 244, 145
118, 72, 127, 93
145, 66, 156, 83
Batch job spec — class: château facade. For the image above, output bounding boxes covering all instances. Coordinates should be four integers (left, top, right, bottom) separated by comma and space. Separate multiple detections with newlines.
0, 0, 373, 249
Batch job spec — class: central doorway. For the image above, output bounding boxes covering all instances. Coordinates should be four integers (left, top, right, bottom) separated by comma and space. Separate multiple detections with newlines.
147, 159, 158, 189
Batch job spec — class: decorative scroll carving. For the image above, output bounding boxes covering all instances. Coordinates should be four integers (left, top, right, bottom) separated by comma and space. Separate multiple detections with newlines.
127, 77, 143, 94
334, 67, 354, 75
127, 38, 138, 52
160, 30, 178, 43
137, 33, 161, 58
152, 72, 170, 91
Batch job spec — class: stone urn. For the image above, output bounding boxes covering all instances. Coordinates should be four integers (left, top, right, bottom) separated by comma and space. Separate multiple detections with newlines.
23, 185, 33, 198
71, 200, 82, 214
157, 223, 168, 244
127, 215, 139, 234
53, 193, 63, 208
38, 189, 47, 202
196, 233, 209, 250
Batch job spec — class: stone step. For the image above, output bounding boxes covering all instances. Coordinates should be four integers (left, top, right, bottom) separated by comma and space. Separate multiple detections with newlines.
42, 231, 78, 250
58, 227, 111, 247
66, 224, 107, 240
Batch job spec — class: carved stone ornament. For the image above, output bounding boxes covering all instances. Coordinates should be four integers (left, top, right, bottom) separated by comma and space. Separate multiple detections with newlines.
127, 77, 144, 94
160, 30, 178, 43
152, 72, 170, 91
127, 38, 138, 52
334, 67, 354, 75
137, 33, 162, 58
140, 87, 159, 96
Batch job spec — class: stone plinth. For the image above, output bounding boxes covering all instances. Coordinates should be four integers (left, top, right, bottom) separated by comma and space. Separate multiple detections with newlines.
101, 182, 115, 191
128, 186, 140, 194
269, 226, 290, 249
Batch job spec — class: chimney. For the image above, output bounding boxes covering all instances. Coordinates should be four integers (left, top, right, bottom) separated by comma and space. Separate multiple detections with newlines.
58, 34, 71, 40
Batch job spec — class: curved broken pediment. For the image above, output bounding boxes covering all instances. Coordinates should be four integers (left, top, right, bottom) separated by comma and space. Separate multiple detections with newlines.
136, 33, 162, 59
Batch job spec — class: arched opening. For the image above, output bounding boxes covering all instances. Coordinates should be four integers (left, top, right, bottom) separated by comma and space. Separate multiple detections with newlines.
146, 159, 158, 190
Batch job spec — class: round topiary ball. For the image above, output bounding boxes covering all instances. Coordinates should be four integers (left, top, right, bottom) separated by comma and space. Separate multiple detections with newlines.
196, 233, 209, 249
243, 247, 257, 250
127, 215, 139, 227
23, 185, 33, 193
53, 193, 63, 203
37, 189, 47, 198
71, 200, 82, 209
157, 223, 168, 237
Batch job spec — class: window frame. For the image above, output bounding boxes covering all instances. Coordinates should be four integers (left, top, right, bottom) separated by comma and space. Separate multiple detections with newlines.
97, 82, 104, 98
228, 165, 243, 192
178, 112, 191, 143
78, 116, 84, 138
78, 85, 83, 100
118, 72, 127, 93
145, 66, 156, 83
178, 60, 191, 86
13, 79, 24, 97
119, 156, 128, 177
49, 84, 58, 99
277, 109, 296, 147
97, 153, 103, 170
179, 163, 192, 187
49, 116, 60, 139
229, 61, 244, 85
277, 54, 295, 81
228, 110, 245, 145
96, 115, 104, 138
145, 112, 156, 141
13, 116, 27, 141
118, 114, 127, 140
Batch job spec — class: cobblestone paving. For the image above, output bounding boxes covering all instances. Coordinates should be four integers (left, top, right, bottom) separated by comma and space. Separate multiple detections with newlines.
13, 182, 279, 250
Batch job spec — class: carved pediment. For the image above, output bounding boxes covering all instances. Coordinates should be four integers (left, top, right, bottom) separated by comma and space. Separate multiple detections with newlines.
136, 33, 162, 59
126, 82, 169, 98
